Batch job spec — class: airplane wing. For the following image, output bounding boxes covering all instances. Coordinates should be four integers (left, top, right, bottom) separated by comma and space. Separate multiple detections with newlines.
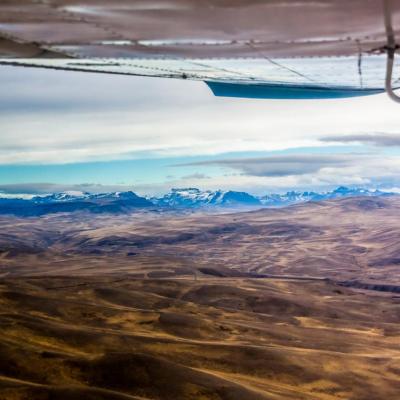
1, 0, 399, 100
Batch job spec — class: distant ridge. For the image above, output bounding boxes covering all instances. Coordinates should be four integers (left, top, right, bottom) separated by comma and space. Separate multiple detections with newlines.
258, 186, 391, 207
0, 187, 394, 216
152, 186, 392, 208
0, 191, 153, 217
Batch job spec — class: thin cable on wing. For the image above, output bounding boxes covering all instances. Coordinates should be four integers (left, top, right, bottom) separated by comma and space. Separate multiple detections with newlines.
187, 60, 256, 80
245, 41, 318, 84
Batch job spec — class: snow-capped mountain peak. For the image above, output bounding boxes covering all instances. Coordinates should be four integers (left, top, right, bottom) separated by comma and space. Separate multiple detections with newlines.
32, 191, 90, 203
259, 186, 387, 206
154, 188, 261, 208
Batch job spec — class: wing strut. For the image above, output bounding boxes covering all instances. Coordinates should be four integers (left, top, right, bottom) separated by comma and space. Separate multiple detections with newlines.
384, 0, 400, 102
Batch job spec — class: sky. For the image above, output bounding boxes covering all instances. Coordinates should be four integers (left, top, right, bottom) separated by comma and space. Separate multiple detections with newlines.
1, 65, 400, 196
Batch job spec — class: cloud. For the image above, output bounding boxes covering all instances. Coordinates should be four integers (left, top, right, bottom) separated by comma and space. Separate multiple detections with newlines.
2, 65, 400, 165
4, 151, 400, 197
159, 153, 400, 195
181, 173, 210, 179
175, 154, 355, 177
0, 65, 205, 114
4, 65, 400, 196
320, 133, 400, 146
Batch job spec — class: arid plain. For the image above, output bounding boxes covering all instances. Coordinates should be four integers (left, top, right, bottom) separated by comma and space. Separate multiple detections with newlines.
1, 196, 400, 399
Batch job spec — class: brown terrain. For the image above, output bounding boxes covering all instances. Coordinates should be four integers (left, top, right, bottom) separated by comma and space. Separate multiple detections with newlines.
0, 196, 400, 399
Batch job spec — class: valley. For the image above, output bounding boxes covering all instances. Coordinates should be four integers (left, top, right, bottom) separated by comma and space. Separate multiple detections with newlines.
1, 196, 400, 284
0, 196, 400, 399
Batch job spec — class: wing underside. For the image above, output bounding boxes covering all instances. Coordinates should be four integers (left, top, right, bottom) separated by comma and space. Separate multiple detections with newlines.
1, 0, 400, 98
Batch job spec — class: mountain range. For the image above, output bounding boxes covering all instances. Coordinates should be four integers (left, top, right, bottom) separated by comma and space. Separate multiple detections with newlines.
0, 186, 394, 216
152, 186, 392, 207
0, 191, 154, 217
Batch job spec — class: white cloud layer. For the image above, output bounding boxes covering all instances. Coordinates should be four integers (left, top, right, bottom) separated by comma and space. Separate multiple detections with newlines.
2, 152, 400, 196
1, 66, 400, 165
152, 153, 400, 195
2, 65, 400, 195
